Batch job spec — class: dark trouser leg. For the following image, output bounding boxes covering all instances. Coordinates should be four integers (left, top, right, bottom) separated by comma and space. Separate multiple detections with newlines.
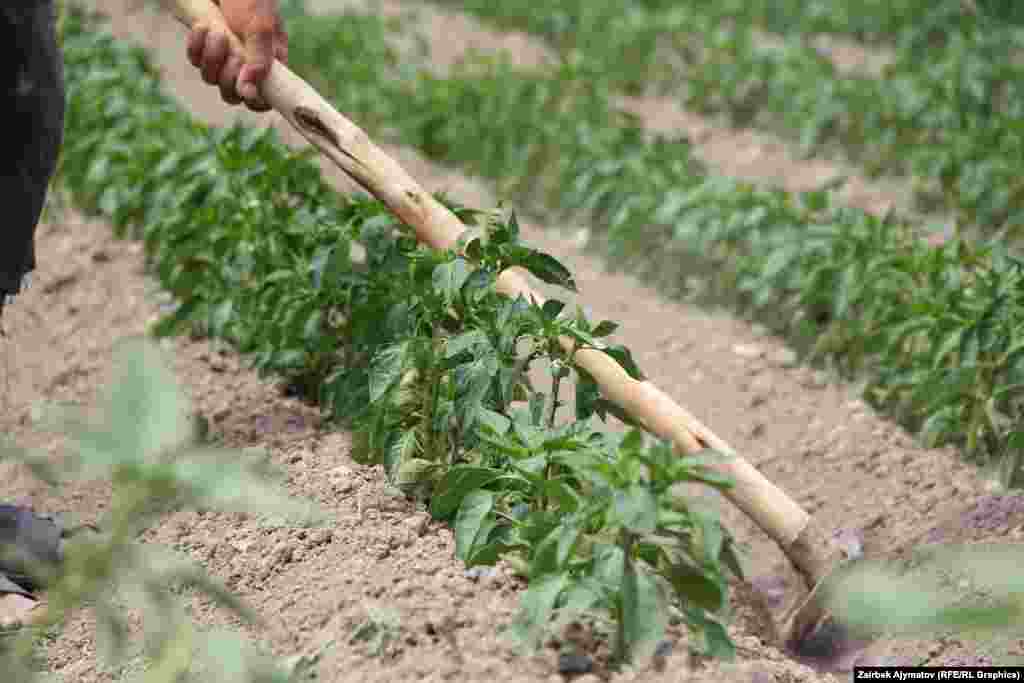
0, 0, 66, 323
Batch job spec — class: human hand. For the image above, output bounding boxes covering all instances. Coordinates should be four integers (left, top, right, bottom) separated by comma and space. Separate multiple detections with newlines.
185, 0, 288, 112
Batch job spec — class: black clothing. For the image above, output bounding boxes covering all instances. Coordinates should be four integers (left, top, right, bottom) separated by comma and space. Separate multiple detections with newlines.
0, 0, 65, 319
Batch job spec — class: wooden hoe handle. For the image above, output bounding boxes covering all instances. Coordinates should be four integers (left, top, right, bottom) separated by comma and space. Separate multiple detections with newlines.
164, 0, 842, 618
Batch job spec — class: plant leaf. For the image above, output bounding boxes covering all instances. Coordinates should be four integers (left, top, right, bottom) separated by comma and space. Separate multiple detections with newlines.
369, 341, 410, 403
500, 245, 577, 292
455, 489, 495, 561
430, 466, 503, 519
621, 559, 666, 662
613, 485, 658, 535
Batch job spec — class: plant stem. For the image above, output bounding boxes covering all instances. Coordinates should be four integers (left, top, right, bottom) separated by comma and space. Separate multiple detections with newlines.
428, 328, 445, 462
547, 361, 563, 430
543, 358, 564, 512
614, 528, 635, 666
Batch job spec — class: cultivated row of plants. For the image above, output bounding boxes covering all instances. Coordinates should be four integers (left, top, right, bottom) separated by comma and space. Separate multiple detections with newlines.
51, 4, 747, 669
631, 0, 1024, 50
274, 2, 1024, 483
423, 0, 1024, 238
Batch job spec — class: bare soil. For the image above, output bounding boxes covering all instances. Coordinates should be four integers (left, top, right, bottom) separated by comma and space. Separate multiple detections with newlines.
1, 1, 1020, 681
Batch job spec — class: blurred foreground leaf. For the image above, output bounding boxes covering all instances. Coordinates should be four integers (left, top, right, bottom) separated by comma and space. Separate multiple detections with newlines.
0, 336, 328, 682
824, 543, 1024, 639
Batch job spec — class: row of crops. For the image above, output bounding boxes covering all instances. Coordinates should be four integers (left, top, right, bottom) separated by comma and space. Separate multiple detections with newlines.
270, 0, 1024, 481
423, 0, 1024, 239
59, 3, 746, 665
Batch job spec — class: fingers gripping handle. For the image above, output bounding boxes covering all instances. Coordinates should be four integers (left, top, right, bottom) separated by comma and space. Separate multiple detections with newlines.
168, 0, 245, 53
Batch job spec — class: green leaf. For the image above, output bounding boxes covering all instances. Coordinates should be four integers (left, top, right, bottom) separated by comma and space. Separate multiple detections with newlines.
446, 329, 490, 359
63, 338, 194, 467
368, 341, 410, 403
592, 543, 625, 588
533, 522, 581, 575
430, 466, 503, 519
683, 606, 735, 660
562, 578, 604, 615
604, 345, 645, 380
460, 268, 495, 303
541, 299, 566, 321
303, 309, 323, 343
661, 549, 726, 613
457, 355, 500, 433
171, 447, 324, 525
511, 572, 568, 649
574, 371, 602, 421
692, 507, 725, 566
432, 258, 471, 301
612, 485, 658, 534
500, 245, 577, 292
621, 559, 666, 662
592, 320, 619, 338
619, 429, 645, 455
720, 537, 746, 581
477, 408, 511, 436
677, 449, 736, 489
455, 490, 495, 561
209, 299, 234, 336
395, 455, 437, 489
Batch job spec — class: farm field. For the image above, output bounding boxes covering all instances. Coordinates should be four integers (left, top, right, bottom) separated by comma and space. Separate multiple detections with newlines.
3, 1, 1024, 681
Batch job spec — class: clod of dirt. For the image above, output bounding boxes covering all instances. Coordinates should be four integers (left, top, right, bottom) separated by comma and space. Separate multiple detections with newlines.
961, 494, 1024, 534
749, 575, 788, 609
41, 271, 80, 295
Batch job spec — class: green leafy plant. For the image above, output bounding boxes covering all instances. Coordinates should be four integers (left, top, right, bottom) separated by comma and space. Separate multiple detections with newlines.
477, 429, 743, 664
0, 337, 323, 683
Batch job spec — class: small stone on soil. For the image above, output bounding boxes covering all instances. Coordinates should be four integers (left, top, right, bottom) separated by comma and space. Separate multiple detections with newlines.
404, 513, 431, 537
557, 652, 593, 675
733, 343, 766, 359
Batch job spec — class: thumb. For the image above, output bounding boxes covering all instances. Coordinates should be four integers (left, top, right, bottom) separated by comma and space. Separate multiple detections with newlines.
237, 18, 276, 101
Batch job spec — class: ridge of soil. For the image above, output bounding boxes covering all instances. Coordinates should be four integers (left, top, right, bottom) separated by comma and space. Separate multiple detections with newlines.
0, 2, 1019, 681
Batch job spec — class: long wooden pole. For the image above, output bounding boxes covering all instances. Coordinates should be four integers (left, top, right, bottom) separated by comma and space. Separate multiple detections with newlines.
165, 0, 842, 645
